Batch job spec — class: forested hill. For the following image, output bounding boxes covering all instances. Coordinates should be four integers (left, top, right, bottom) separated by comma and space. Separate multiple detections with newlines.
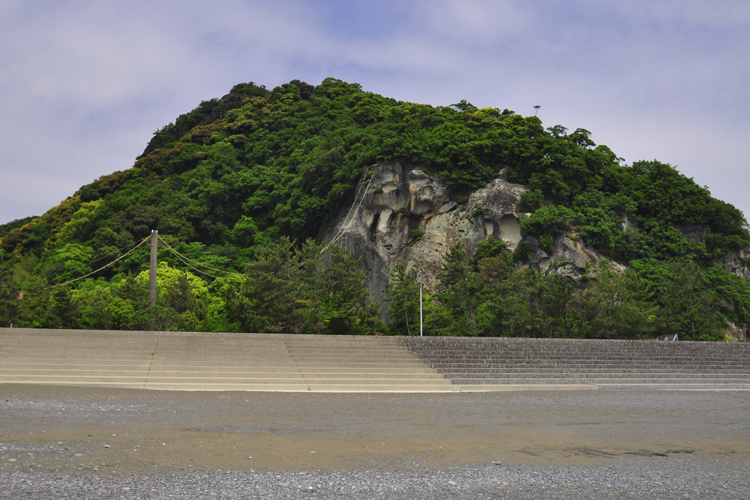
1, 78, 749, 339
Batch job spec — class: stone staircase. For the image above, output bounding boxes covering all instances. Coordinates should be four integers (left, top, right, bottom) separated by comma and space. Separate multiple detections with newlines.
399, 337, 750, 390
4, 329, 747, 391
0, 328, 453, 392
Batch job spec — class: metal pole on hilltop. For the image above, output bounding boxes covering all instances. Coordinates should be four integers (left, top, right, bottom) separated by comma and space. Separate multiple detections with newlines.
149, 230, 158, 307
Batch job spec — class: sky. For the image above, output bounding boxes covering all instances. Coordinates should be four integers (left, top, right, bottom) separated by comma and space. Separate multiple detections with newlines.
1, 0, 748, 226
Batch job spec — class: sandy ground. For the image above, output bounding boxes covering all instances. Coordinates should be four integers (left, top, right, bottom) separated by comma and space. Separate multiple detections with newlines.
1, 384, 748, 477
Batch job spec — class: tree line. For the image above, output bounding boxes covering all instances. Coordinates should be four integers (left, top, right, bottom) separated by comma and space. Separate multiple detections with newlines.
2, 235, 745, 341
1, 77, 749, 339
389, 238, 741, 341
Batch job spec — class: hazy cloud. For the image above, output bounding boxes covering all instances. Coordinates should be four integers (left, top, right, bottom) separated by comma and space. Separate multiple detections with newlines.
1, 0, 748, 224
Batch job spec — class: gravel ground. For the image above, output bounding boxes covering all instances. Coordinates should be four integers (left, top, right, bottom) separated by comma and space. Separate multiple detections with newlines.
2, 456, 747, 499
1, 385, 748, 499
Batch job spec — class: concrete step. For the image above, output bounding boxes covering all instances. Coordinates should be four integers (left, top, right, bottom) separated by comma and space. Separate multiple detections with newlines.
304, 384, 458, 393
287, 366, 436, 374
401, 336, 750, 388
451, 377, 748, 385
142, 383, 310, 391
416, 352, 749, 359
416, 354, 750, 362
0, 328, 453, 393
447, 373, 749, 380
291, 361, 432, 368
5, 328, 747, 392
2, 375, 151, 383
598, 383, 750, 390
434, 366, 750, 374
299, 378, 452, 385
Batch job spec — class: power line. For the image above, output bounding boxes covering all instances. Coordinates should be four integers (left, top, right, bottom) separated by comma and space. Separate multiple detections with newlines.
164, 249, 219, 279
51, 232, 244, 289
157, 235, 243, 277
47, 165, 378, 287
84, 239, 150, 269
53, 236, 151, 287
52, 238, 152, 284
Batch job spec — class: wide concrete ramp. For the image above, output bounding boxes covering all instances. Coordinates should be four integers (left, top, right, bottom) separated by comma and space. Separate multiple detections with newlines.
0, 328, 456, 392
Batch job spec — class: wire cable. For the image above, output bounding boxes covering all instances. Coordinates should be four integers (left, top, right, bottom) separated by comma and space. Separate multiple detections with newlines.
322, 164, 380, 254
163, 247, 219, 279
323, 167, 373, 249
157, 235, 243, 276
53, 235, 151, 287
52, 238, 150, 284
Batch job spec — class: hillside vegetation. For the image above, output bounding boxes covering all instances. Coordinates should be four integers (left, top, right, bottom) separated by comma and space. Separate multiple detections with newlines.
1, 78, 749, 339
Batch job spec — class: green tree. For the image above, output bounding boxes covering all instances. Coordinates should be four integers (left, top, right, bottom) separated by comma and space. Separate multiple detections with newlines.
16, 277, 57, 328
292, 239, 325, 334
662, 261, 722, 341
534, 272, 577, 338
577, 262, 655, 339
386, 262, 420, 335
0, 256, 19, 327
225, 237, 298, 333
474, 252, 517, 336
115, 274, 151, 311
321, 245, 379, 335
129, 305, 182, 331
437, 242, 482, 336
50, 285, 78, 328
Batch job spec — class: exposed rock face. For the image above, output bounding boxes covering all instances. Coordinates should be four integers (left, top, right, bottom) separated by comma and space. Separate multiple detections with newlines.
324, 160, 628, 319
680, 226, 750, 280
549, 235, 627, 277
717, 248, 750, 281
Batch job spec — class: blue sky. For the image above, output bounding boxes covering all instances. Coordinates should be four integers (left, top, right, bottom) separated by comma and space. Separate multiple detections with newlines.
1, 0, 748, 226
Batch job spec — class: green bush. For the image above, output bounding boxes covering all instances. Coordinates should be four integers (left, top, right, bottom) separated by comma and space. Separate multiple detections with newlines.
516, 190, 544, 213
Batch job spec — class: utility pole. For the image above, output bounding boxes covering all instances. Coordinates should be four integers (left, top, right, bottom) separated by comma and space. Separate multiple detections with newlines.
149, 230, 158, 307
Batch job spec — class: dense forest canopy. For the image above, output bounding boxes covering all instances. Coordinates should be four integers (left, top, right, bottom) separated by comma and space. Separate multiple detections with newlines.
1, 78, 749, 339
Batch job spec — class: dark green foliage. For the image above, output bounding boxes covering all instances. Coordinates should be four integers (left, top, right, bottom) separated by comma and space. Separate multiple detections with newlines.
512, 239, 534, 264
576, 262, 655, 339
224, 237, 300, 333
0, 216, 37, 238
321, 245, 380, 335
129, 306, 183, 332
385, 262, 421, 335
224, 240, 378, 334
521, 205, 572, 237
516, 190, 543, 213
436, 242, 483, 335
539, 234, 554, 255
470, 236, 507, 269
140, 82, 269, 157
1, 77, 748, 338
432, 243, 585, 338
659, 261, 723, 341
0, 257, 19, 327
6, 78, 749, 275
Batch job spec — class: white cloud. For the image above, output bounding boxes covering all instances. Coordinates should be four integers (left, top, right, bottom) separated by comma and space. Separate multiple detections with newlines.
0, 0, 748, 224
417, 0, 532, 44
597, 0, 750, 29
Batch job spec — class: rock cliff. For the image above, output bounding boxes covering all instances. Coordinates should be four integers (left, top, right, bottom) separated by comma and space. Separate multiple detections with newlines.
716, 248, 750, 281
324, 161, 625, 318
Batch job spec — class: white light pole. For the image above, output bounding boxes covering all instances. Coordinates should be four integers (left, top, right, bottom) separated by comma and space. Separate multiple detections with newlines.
419, 273, 429, 336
